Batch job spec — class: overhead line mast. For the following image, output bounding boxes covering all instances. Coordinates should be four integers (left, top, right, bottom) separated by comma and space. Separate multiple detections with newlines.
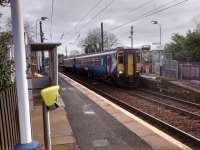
129, 26, 134, 48
101, 22, 104, 52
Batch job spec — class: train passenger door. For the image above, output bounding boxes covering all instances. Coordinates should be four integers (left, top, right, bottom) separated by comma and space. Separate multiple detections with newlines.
127, 53, 134, 76
107, 55, 111, 75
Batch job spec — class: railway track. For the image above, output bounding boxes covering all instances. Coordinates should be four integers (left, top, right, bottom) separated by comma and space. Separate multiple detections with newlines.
60, 72, 200, 149
128, 90, 200, 120
138, 88, 200, 108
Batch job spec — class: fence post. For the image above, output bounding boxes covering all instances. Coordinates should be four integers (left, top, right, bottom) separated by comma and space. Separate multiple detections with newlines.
180, 64, 182, 80
176, 61, 179, 80
199, 65, 200, 80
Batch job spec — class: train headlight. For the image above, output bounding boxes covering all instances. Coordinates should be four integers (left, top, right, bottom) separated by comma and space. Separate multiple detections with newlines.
119, 71, 123, 74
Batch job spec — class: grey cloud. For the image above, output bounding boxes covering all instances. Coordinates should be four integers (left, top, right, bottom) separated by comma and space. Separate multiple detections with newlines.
1, 0, 200, 54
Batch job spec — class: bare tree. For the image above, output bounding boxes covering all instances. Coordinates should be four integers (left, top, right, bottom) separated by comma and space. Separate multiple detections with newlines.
193, 14, 200, 32
4, 18, 35, 42
69, 50, 80, 56
0, 0, 9, 6
80, 28, 118, 54
24, 21, 35, 42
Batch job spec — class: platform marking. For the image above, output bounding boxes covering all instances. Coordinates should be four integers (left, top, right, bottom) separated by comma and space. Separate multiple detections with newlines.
62, 87, 66, 91
59, 73, 191, 150
67, 87, 74, 91
83, 104, 95, 115
93, 139, 109, 147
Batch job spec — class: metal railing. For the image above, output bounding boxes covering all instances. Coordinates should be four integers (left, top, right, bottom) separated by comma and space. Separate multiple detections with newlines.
162, 60, 179, 80
162, 60, 200, 81
0, 86, 20, 150
179, 63, 200, 80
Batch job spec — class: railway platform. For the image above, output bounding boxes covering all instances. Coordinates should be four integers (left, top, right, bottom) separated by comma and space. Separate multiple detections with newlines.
141, 73, 200, 93
59, 73, 191, 150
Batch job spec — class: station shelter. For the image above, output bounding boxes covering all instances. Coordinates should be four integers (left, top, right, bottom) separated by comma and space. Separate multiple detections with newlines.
26, 43, 61, 108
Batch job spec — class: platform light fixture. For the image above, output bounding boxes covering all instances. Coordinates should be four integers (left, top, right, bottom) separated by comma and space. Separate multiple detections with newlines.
41, 17, 48, 21
151, 20, 162, 46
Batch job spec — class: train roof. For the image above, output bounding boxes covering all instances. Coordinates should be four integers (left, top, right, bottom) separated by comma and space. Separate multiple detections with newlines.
64, 49, 117, 60
76, 49, 117, 59
64, 48, 139, 61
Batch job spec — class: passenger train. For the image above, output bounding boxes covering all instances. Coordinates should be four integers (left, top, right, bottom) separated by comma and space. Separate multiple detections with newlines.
63, 47, 140, 86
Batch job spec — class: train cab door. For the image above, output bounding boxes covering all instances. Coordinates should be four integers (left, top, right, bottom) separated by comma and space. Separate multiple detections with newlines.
127, 53, 134, 77
117, 52, 125, 76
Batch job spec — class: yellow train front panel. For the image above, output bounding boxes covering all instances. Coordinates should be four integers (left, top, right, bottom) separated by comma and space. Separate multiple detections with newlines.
127, 53, 134, 76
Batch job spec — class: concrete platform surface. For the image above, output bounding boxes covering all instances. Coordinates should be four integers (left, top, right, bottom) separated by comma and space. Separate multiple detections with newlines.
170, 80, 200, 94
31, 104, 78, 150
141, 73, 159, 80
59, 73, 191, 150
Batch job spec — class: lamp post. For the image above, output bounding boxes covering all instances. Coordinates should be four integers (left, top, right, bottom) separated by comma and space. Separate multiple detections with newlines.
39, 17, 48, 72
151, 20, 162, 46
39, 17, 48, 43
151, 20, 163, 76
35, 17, 48, 41
35, 19, 39, 41
35, 17, 48, 72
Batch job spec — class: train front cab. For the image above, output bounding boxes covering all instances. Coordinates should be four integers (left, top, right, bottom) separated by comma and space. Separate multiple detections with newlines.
117, 49, 139, 86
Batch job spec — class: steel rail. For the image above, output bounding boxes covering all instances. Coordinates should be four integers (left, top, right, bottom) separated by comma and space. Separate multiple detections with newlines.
127, 91, 200, 120
138, 88, 200, 108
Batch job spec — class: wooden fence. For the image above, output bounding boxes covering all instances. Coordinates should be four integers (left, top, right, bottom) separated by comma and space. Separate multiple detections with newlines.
0, 86, 20, 150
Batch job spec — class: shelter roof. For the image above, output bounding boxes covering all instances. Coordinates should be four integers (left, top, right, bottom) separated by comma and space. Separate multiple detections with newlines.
29, 43, 61, 51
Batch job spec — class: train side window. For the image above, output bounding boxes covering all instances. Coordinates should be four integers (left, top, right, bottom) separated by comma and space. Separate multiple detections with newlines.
95, 58, 100, 66
101, 58, 104, 66
118, 53, 124, 64
136, 54, 140, 63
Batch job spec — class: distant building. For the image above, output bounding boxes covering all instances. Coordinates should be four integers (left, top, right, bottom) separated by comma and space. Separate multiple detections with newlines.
137, 44, 165, 75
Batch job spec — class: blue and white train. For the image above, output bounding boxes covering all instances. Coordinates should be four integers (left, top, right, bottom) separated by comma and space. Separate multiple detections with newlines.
63, 47, 140, 85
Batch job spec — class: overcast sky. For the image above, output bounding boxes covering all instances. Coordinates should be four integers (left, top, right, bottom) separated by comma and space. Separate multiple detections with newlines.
0, 0, 200, 55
